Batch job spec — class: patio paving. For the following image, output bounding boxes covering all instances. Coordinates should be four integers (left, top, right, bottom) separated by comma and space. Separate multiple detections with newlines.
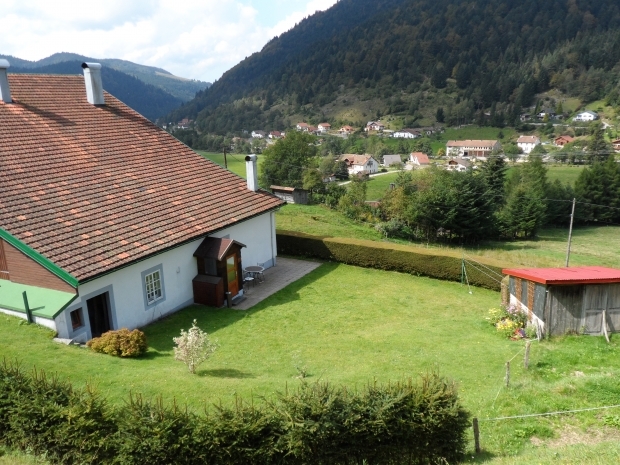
233, 257, 321, 310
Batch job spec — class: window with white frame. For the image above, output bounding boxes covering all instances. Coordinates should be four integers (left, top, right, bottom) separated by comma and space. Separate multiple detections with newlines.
145, 270, 163, 304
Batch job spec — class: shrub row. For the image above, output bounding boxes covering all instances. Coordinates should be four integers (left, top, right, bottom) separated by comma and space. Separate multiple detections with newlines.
277, 230, 504, 291
0, 361, 470, 464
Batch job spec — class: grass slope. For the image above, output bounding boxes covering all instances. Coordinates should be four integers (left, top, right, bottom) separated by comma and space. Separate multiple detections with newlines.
2, 263, 620, 461
276, 204, 620, 268
195, 151, 264, 179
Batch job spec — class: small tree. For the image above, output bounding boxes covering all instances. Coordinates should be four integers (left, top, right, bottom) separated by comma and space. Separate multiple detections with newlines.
173, 320, 218, 374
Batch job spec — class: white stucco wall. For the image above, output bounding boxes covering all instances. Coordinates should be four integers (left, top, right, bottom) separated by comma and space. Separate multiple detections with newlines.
54, 211, 278, 340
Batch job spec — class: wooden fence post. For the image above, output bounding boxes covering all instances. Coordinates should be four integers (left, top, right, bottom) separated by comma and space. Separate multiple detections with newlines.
473, 417, 481, 454
505, 361, 510, 387
524, 340, 531, 369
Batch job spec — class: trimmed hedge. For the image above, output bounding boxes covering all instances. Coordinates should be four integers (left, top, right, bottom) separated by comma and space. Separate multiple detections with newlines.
0, 360, 470, 464
277, 230, 505, 290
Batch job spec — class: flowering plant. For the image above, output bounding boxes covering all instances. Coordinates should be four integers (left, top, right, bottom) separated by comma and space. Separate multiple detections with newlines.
487, 304, 529, 339
173, 319, 218, 374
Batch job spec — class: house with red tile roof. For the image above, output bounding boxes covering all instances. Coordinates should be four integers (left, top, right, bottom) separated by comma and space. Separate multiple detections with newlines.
516, 135, 541, 154
339, 125, 354, 135
408, 152, 430, 167
554, 135, 574, 147
0, 61, 284, 342
317, 123, 331, 133
340, 154, 379, 175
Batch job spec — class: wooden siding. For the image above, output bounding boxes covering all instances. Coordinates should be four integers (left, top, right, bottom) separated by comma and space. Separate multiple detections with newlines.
533, 283, 546, 320
546, 285, 584, 336
2, 239, 75, 293
0, 239, 9, 280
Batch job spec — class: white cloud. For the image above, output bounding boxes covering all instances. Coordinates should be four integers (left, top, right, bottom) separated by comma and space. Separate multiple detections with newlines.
0, 0, 338, 82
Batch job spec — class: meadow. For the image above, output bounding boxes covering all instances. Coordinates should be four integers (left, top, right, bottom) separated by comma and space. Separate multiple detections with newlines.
2, 262, 620, 463
194, 150, 263, 178
276, 204, 620, 269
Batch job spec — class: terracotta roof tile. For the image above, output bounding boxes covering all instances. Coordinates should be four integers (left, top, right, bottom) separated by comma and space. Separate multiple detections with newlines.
0, 74, 284, 282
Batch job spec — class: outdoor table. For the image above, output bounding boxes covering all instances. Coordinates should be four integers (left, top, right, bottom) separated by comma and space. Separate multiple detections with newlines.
244, 265, 265, 282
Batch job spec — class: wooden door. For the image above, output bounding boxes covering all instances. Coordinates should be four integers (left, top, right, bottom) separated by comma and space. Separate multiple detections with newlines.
584, 285, 606, 335
87, 293, 111, 338
226, 254, 239, 297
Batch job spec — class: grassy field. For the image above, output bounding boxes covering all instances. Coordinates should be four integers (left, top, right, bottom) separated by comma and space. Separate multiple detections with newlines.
276, 204, 620, 269
506, 164, 585, 187
2, 262, 620, 461
364, 172, 401, 200
195, 150, 263, 179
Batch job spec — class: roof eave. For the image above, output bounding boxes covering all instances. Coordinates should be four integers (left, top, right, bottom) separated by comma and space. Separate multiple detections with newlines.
76, 202, 283, 285
0, 228, 79, 289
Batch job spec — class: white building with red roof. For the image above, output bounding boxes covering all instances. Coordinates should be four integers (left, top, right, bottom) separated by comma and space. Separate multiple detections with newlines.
516, 135, 541, 154
340, 154, 379, 175
503, 266, 620, 337
446, 140, 501, 159
0, 61, 284, 341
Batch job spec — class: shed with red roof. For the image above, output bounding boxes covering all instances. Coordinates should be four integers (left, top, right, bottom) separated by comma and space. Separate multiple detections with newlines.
502, 266, 620, 337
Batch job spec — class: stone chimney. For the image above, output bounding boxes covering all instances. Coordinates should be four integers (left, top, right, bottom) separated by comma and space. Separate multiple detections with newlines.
81, 62, 104, 105
245, 154, 259, 191
0, 59, 12, 103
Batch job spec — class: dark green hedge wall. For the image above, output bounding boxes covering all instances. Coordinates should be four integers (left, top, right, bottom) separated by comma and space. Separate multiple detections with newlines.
276, 230, 504, 291
0, 361, 470, 465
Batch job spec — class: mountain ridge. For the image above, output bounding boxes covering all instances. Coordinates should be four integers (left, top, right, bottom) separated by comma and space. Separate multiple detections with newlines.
167, 0, 620, 136
0, 52, 210, 102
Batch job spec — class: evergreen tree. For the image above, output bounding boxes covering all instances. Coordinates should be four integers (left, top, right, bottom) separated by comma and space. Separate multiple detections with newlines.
479, 154, 508, 209
587, 122, 612, 163
436, 107, 445, 123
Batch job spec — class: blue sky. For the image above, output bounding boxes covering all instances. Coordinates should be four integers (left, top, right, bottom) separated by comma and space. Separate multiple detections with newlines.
1, 0, 338, 82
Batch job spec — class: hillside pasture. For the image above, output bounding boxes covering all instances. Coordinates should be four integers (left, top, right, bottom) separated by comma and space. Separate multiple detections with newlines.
195, 150, 262, 179
276, 204, 620, 269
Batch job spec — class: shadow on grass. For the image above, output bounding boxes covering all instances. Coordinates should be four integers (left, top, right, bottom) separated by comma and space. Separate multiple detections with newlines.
197, 368, 255, 378
142, 263, 335, 352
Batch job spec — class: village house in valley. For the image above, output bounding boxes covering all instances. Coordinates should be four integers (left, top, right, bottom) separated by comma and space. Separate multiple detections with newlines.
340, 154, 379, 175
408, 152, 430, 168
0, 61, 284, 342
364, 121, 385, 132
446, 140, 501, 159
573, 110, 598, 122
554, 135, 574, 147
445, 157, 471, 172
317, 123, 331, 133
382, 154, 402, 167
339, 125, 354, 135
516, 135, 541, 154
392, 128, 420, 139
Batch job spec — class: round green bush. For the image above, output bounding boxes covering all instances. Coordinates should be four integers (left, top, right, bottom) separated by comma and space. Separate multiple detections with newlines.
87, 328, 147, 357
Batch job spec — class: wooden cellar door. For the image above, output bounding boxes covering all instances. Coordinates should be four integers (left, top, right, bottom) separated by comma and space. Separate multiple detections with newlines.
226, 254, 239, 297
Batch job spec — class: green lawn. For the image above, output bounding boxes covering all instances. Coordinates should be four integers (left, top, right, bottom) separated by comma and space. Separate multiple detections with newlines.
364, 172, 401, 200
2, 262, 620, 461
195, 151, 264, 179
276, 204, 620, 268
506, 164, 585, 187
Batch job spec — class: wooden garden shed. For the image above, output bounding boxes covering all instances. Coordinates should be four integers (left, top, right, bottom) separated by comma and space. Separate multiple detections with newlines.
270, 186, 309, 205
502, 266, 620, 337
193, 237, 246, 306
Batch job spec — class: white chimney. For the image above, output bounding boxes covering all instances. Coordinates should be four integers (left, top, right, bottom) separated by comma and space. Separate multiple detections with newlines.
0, 59, 12, 103
245, 154, 259, 191
81, 62, 104, 105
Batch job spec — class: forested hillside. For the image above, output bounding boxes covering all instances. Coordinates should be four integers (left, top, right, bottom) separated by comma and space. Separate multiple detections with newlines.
169, 0, 620, 135
9, 61, 183, 121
